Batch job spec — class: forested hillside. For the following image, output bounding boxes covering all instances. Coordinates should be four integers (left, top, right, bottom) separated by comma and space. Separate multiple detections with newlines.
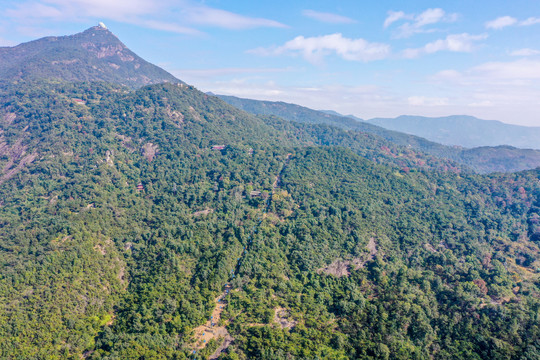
0, 25, 181, 88
0, 80, 539, 359
218, 95, 540, 174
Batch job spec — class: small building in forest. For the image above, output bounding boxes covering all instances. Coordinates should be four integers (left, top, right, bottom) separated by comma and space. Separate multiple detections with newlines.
136, 183, 144, 191
212, 145, 226, 151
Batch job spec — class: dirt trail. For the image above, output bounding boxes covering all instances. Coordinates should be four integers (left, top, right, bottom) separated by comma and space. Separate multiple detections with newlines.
190, 287, 232, 352
189, 153, 294, 358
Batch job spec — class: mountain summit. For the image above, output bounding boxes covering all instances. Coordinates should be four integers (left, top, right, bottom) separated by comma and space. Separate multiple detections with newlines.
0, 24, 182, 88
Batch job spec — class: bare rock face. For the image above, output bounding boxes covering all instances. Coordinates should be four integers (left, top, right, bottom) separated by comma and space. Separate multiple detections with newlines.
142, 142, 159, 162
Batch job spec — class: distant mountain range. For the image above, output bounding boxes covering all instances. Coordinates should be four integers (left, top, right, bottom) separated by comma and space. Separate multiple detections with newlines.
218, 95, 540, 173
0, 23, 538, 174
367, 115, 540, 150
0, 24, 181, 88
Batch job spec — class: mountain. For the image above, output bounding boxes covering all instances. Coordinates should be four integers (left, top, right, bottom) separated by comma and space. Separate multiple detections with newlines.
0, 23, 181, 88
218, 95, 540, 173
1, 27, 540, 360
320, 109, 364, 122
368, 115, 540, 150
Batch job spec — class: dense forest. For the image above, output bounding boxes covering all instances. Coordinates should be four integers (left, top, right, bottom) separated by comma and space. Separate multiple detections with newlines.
218, 95, 540, 174
0, 80, 539, 360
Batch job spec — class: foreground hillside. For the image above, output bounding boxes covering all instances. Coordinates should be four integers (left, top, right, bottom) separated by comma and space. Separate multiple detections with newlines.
218, 95, 540, 174
0, 80, 539, 359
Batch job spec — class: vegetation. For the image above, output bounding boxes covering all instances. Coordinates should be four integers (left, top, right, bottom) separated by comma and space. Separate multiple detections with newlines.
0, 79, 538, 360
0, 26, 180, 88
218, 95, 540, 173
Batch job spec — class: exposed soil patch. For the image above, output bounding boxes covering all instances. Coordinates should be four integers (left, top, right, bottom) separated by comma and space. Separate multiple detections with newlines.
188, 106, 203, 122
318, 259, 351, 277
274, 307, 297, 330
2, 112, 16, 125
318, 238, 378, 277
166, 105, 184, 127
142, 142, 158, 161
191, 289, 233, 351
209, 334, 234, 360
193, 208, 214, 217
94, 244, 106, 255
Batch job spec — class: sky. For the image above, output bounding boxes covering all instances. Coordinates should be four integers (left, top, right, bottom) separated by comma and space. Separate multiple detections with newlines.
1, 0, 540, 126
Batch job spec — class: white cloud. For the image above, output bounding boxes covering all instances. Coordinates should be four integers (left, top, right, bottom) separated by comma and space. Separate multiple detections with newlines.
4, 0, 286, 35
139, 20, 201, 35
484, 16, 540, 29
510, 48, 540, 57
196, 79, 392, 118
428, 59, 540, 125
415, 8, 446, 27
383, 11, 409, 28
388, 8, 458, 38
432, 69, 462, 80
186, 6, 287, 29
173, 67, 294, 81
468, 100, 493, 107
189, 63, 540, 126
6, 0, 162, 20
408, 96, 449, 106
485, 16, 517, 29
0, 37, 16, 46
472, 59, 540, 79
249, 33, 390, 63
302, 10, 356, 24
520, 17, 540, 26
403, 33, 487, 58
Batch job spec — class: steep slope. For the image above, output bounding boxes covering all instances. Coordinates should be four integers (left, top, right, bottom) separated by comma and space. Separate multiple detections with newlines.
218, 95, 540, 173
0, 26, 539, 360
0, 80, 539, 360
369, 115, 540, 149
0, 24, 181, 88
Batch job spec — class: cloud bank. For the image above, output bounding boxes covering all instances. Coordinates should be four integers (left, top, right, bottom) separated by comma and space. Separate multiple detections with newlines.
403, 33, 487, 58
250, 33, 390, 63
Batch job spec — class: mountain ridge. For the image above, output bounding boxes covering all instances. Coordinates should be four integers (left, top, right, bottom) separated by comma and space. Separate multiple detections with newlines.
367, 114, 540, 150
0, 26, 539, 359
218, 94, 540, 173
0, 24, 182, 88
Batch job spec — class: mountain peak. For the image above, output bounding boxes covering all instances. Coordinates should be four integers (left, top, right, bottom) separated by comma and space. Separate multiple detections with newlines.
0, 26, 183, 88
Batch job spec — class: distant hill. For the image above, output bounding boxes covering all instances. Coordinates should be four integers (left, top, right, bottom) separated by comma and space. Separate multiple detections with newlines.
218, 95, 540, 173
320, 109, 364, 122
368, 115, 540, 150
0, 24, 182, 88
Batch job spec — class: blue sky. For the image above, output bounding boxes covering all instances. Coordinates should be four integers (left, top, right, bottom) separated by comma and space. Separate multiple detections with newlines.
1, 0, 540, 126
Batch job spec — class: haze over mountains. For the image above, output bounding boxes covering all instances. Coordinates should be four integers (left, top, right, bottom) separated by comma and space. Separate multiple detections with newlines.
218, 95, 540, 173
0, 25, 539, 360
368, 115, 540, 150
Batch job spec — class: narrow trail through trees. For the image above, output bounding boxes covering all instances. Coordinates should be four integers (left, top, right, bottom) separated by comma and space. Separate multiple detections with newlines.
190, 153, 293, 359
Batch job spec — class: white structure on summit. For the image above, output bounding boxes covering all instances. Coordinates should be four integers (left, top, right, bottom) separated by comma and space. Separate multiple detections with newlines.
98, 22, 107, 29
